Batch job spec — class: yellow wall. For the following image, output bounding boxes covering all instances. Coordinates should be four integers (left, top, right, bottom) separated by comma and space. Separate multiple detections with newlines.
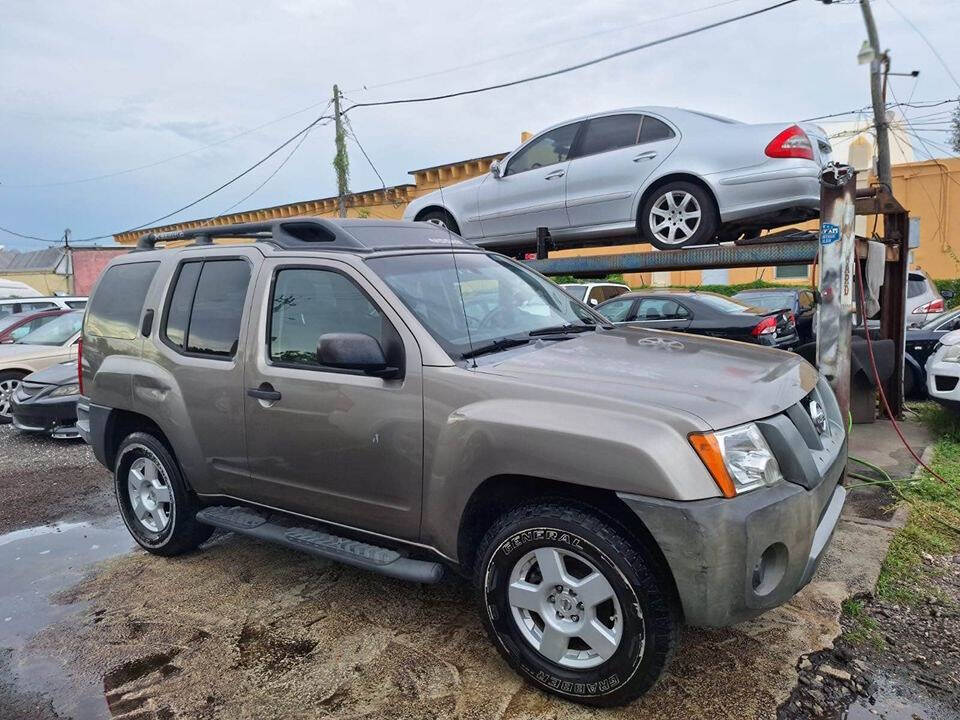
0, 272, 69, 295
891, 158, 960, 279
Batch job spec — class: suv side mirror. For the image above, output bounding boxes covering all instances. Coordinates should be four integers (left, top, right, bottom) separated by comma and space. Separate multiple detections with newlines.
941, 289, 955, 300
490, 160, 502, 179
317, 333, 400, 379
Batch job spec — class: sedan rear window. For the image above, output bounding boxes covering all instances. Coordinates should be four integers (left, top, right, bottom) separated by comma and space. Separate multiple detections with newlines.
734, 293, 794, 311
907, 273, 931, 298
691, 294, 753, 313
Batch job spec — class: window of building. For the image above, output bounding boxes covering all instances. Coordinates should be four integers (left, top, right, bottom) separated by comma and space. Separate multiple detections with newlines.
576, 115, 642, 156
86, 262, 160, 339
506, 122, 582, 175
269, 268, 394, 370
162, 259, 250, 357
774, 264, 810, 280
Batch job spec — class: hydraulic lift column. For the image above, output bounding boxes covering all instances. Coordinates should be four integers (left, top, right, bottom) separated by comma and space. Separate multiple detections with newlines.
816, 164, 857, 423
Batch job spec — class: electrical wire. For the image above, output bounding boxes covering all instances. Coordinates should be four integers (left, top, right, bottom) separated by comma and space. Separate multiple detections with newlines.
802, 98, 958, 122
2, 100, 334, 190
884, 0, 960, 92
344, 0, 751, 96
342, 0, 800, 114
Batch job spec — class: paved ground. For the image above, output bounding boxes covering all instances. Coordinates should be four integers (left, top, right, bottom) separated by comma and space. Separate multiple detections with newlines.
0, 419, 940, 719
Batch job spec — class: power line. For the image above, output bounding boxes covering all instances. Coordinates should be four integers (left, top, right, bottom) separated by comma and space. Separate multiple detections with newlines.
1, 111, 335, 244
884, 0, 960, 92
802, 98, 958, 122
345, 0, 750, 96
1, 99, 334, 190
343, 0, 800, 114
344, 120, 387, 194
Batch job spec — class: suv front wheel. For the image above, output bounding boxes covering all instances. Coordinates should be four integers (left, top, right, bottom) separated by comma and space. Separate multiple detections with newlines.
115, 432, 214, 556
475, 501, 679, 706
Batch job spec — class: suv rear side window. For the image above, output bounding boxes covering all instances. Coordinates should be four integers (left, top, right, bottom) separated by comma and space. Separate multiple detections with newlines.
576, 115, 642, 156
86, 262, 160, 339
269, 268, 395, 370
163, 259, 250, 358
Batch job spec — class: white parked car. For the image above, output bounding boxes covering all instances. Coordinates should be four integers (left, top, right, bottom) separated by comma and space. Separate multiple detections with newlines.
0, 309, 83, 422
559, 282, 630, 306
0, 295, 87, 320
403, 107, 831, 253
925, 329, 960, 412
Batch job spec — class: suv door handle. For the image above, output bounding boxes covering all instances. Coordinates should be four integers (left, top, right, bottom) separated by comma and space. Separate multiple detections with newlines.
247, 384, 281, 402
544, 169, 565, 179
633, 151, 657, 162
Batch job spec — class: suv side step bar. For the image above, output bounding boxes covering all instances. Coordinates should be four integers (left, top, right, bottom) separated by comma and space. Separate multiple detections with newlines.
196, 505, 444, 584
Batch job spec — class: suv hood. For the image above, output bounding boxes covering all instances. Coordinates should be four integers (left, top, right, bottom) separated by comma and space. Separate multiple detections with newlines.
481, 327, 818, 429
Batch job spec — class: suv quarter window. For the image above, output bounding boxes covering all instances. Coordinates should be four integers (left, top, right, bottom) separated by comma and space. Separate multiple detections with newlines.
505, 122, 582, 176
86, 261, 160, 339
268, 266, 401, 373
161, 258, 251, 359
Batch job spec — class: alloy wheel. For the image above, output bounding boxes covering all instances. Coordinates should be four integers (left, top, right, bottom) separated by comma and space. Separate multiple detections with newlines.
507, 546, 628, 669
425, 217, 449, 230
0, 378, 20, 418
127, 456, 173, 533
649, 190, 702, 245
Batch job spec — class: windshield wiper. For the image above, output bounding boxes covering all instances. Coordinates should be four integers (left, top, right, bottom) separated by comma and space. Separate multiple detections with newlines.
528, 323, 599, 337
461, 336, 531, 360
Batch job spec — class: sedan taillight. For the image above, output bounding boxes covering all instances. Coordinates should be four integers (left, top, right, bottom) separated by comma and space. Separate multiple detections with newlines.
765, 125, 814, 161
752, 316, 778, 336
913, 298, 945, 314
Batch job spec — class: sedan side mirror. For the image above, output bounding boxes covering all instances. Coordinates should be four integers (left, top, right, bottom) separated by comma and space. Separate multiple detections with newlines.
588, 298, 599, 306
317, 333, 400, 379
490, 160, 502, 179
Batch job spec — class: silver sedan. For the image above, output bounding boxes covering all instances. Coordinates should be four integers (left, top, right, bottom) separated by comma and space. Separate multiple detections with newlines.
403, 107, 831, 252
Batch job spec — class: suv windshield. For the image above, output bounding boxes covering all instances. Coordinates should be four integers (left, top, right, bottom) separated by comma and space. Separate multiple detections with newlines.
368, 253, 600, 358
16, 310, 83, 345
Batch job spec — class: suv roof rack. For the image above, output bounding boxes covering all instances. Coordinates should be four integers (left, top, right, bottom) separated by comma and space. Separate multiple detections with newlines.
134, 217, 475, 254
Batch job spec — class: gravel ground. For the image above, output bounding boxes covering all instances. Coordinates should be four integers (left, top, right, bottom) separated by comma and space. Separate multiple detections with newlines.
0, 425, 115, 533
780, 552, 960, 720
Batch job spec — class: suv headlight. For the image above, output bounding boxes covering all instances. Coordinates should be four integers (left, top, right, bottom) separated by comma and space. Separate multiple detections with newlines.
939, 345, 960, 363
689, 422, 784, 497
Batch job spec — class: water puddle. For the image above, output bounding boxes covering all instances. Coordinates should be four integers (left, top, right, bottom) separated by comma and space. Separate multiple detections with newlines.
0, 519, 135, 719
844, 671, 955, 720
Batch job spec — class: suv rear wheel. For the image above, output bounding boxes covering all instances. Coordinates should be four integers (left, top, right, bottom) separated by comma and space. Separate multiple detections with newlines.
475, 501, 679, 706
114, 432, 214, 556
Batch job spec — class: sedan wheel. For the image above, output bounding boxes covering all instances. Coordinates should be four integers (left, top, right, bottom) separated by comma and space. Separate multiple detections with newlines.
649, 191, 701, 246
0, 372, 26, 423
639, 181, 718, 250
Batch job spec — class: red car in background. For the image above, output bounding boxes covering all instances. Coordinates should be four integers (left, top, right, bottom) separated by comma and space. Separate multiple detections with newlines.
0, 309, 69, 344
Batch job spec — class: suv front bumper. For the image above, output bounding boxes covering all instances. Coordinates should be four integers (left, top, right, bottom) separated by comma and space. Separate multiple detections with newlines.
618, 435, 846, 627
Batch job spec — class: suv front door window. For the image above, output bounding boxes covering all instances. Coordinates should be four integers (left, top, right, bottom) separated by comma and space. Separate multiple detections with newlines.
242, 261, 424, 539
476, 122, 582, 240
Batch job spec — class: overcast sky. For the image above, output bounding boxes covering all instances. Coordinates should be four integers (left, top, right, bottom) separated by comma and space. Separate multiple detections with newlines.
1, 0, 958, 251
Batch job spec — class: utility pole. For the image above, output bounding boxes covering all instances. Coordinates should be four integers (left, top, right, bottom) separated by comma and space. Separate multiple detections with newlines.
63, 228, 75, 295
859, 0, 892, 189
332, 84, 349, 218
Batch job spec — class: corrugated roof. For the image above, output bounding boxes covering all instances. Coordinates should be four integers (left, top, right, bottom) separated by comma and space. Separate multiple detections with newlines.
0, 247, 66, 272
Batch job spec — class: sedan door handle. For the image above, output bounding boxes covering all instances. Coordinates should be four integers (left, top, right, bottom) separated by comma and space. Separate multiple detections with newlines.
633, 151, 658, 161
544, 169, 565, 179
247, 384, 281, 402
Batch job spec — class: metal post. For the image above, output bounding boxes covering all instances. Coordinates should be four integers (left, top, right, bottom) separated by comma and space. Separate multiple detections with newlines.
817, 164, 857, 423
536, 227, 551, 260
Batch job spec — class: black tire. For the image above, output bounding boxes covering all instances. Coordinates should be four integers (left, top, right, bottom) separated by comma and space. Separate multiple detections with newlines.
475, 501, 680, 707
0, 370, 27, 424
114, 432, 214, 556
639, 181, 719, 251
418, 209, 461, 235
